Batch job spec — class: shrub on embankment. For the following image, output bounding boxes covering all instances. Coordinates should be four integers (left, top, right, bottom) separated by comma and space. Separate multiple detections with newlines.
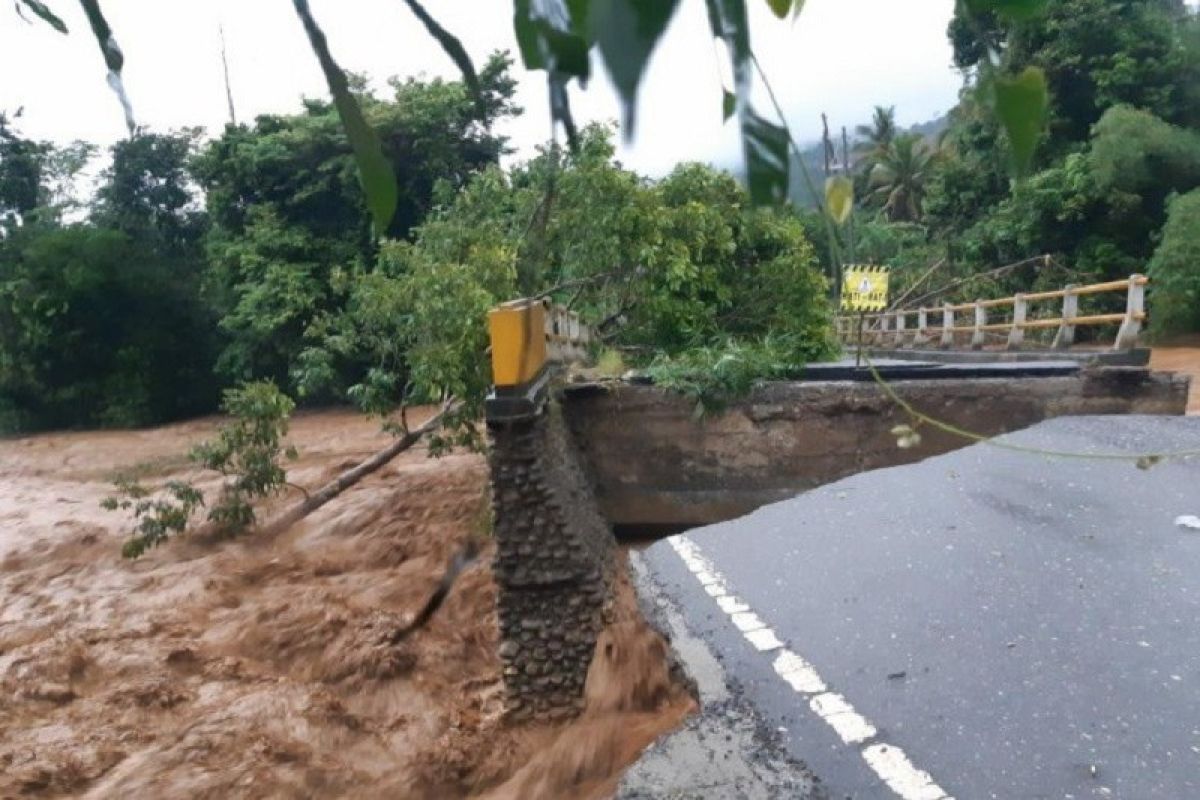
1149, 188, 1200, 336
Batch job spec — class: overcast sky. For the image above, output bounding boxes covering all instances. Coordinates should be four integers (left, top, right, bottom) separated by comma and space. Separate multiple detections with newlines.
0, 0, 964, 175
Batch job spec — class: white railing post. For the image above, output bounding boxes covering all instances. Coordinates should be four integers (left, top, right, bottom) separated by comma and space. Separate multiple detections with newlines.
1114, 273, 1146, 350
878, 313, 891, 347
551, 305, 562, 361
568, 311, 581, 359
941, 303, 954, 349
1052, 285, 1078, 350
543, 303, 555, 360
578, 311, 591, 348
1007, 294, 1027, 350
914, 307, 930, 346
971, 301, 986, 350
893, 312, 906, 347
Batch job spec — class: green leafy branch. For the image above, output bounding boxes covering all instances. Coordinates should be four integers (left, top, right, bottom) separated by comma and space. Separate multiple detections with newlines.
101, 479, 205, 558
189, 381, 298, 533
101, 381, 298, 558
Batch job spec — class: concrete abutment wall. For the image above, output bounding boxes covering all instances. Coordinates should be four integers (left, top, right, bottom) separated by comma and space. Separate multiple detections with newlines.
563, 367, 1190, 528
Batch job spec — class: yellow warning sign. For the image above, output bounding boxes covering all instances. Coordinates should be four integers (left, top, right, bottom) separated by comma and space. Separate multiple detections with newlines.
841, 265, 889, 311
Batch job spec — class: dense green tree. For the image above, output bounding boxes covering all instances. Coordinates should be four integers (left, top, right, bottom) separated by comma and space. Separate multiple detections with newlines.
924, 92, 1011, 233
0, 114, 47, 229
0, 116, 92, 229
207, 207, 346, 388
1090, 106, 1200, 198
92, 129, 207, 253
195, 53, 520, 389
1148, 189, 1200, 335
0, 225, 217, 431
0, 125, 218, 433
934, 104, 1200, 292
920, 0, 1200, 331
298, 125, 834, 428
950, 0, 1193, 150
1181, 11, 1200, 128
194, 54, 517, 249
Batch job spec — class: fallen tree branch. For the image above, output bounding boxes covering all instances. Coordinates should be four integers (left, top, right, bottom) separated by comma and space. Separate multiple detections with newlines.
261, 399, 461, 536
534, 268, 622, 301
899, 254, 1054, 310
888, 258, 945, 310
284, 481, 311, 500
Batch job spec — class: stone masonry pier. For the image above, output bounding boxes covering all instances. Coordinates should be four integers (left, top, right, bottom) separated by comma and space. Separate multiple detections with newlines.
487, 403, 616, 720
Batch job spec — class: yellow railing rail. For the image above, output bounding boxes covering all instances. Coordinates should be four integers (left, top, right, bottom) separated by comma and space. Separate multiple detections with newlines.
837, 274, 1149, 352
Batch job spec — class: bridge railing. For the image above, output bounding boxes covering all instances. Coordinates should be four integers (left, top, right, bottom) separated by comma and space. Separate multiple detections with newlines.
838, 273, 1148, 352
486, 297, 594, 422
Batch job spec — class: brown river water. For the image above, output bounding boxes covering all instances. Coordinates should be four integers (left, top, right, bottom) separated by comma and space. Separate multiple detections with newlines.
0, 409, 691, 799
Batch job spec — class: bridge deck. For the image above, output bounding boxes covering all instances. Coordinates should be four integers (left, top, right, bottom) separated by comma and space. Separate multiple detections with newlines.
635, 416, 1200, 799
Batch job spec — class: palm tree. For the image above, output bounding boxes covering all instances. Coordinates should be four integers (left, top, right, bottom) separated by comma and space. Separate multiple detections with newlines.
852, 106, 898, 205
868, 133, 935, 222
854, 105, 897, 163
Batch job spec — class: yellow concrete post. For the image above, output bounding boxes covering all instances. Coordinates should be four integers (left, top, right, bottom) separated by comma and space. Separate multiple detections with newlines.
488, 299, 548, 388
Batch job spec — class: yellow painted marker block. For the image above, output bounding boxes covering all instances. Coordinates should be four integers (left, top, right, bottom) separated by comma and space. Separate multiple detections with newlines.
488, 300, 547, 388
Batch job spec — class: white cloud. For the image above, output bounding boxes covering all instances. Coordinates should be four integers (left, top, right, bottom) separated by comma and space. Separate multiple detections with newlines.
0, 0, 961, 176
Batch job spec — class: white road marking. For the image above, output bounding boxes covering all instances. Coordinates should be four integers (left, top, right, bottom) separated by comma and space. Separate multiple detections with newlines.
717, 595, 750, 614
730, 611, 766, 632
773, 650, 827, 693
863, 743, 953, 800
821, 708, 878, 745
744, 627, 784, 651
810, 693, 877, 744
810, 691, 854, 716
667, 534, 952, 800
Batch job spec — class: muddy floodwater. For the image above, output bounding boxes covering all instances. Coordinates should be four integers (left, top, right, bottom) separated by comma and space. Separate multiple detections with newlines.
0, 409, 691, 798
1150, 337, 1200, 414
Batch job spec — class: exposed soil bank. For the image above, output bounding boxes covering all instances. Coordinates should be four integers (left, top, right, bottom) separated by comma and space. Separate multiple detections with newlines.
0, 410, 691, 798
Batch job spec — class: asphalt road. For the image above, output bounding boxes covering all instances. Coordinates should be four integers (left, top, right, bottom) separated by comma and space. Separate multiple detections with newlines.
637, 415, 1200, 799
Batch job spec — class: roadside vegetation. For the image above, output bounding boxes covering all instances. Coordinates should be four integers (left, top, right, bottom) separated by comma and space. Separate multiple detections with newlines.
822, 0, 1200, 327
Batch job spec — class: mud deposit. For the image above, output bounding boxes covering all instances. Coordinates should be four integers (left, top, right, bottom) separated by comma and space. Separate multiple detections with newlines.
0, 410, 692, 798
